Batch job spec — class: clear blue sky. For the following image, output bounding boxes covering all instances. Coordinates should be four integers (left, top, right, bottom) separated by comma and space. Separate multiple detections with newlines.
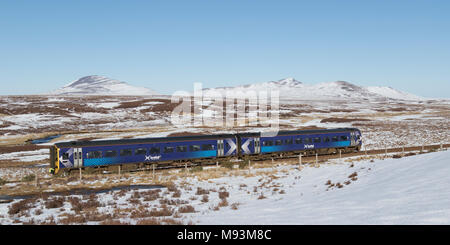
1, 0, 449, 98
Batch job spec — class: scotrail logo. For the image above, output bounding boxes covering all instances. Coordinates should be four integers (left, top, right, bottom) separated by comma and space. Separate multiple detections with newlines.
145, 155, 161, 161
304, 144, 314, 149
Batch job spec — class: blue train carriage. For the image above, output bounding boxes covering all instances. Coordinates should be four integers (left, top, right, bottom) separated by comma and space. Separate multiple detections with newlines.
49, 134, 238, 175
258, 128, 362, 157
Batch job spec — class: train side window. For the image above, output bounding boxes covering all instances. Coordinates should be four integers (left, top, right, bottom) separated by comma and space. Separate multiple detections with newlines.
62, 152, 69, 160
340, 136, 348, 141
163, 147, 174, 153
135, 148, 147, 155
332, 136, 339, 142
304, 138, 311, 144
285, 139, 293, 145
202, 144, 215, 150
176, 146, 187, 152
120, 149, 133, 156
190, 145, 201, 152
313, 137, 321, 143
87, 151, 102, 159
263, 140, 273, 146
150, 147, 160, 154
295, 138, 302, 144
275, 140, 283, 145
324, 137, 330, 143
105, 150, 117, 157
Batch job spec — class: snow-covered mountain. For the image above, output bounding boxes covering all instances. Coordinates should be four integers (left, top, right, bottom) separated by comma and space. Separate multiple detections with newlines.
202, 78, 425, 101
50, 75, 159, 96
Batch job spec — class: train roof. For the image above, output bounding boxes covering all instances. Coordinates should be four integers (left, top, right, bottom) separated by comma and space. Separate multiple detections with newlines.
54, 128, 360, 148
55, 133, 236, 148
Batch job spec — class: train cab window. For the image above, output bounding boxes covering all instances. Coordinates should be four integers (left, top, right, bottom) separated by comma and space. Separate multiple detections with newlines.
87, 151, 102, 159
150, 147, 160, 154
105, 150, 117, 158
190, 145, 201, 152
135, 148, 147, 155
120, 149, 133, 156
295, 138, 302, 144
275, 140, 283, 145
163, 147, 174, 153
324, 137, 330, 143
340, 136, 349, 141
304, 138, 311, 144
62, 152, 69, 160
313, 137, 321, 143
202, 144, 215, 150
285, 139, 293, 145
263, 140, 273, 146
332, 136, 339, 142
176, 146, 187, 152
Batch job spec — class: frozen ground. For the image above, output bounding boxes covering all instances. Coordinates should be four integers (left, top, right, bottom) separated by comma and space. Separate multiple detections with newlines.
0, 95, 448, 224
0, 149, 449, 225
0, 95, 448, 151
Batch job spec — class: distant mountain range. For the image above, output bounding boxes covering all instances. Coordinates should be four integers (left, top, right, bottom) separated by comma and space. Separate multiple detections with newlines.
49, 75, 426, 101
202, 77, 425, 101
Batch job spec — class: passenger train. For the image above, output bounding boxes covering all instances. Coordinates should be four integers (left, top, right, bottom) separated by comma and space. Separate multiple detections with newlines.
49, 128, 362, 174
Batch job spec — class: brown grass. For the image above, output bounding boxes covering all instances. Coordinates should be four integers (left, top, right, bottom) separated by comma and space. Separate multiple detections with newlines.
196, 187, 210, 195
8, 198, 36, 216
44, 197, 65, 209
257, 193, 266, 200
218, 191, 229, 200
178, 205, 196, 213
320, 118, 370, 123
348, 172, 358, 179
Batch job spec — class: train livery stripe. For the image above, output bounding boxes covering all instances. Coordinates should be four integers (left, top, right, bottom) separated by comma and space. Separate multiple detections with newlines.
82, 150, 218, 167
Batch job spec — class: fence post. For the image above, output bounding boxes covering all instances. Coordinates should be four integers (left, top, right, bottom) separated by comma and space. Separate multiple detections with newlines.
118, 165, 121, 175
152, 164, 155, 181
315, 153, 318, 166
441, 143, 443, 151
271, 158, 274, 165
402, 146, 405, 156
298, 154, 302, 165
35, 168, 39, 188
385, 147, 387, 157
79, 168, 82, 181
339, 149, 342, 163
422, 144, 424, 152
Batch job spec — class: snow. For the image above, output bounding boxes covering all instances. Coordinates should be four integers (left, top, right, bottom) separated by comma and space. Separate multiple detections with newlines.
202, 78, 429, 101
1, 149, 449, 224
49, 75, 159, 96
0, 149, 49, 162
189, 150, 450, 224
367, 86, 425, 101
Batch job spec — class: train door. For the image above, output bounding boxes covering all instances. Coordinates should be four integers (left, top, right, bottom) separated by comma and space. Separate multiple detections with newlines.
350, 132, 356, 146
217, 140, 224, 157
73, 148, 83, 168
254, 137, 260, 154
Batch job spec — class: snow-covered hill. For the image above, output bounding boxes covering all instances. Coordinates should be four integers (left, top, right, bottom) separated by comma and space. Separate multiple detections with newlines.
50, 75, 158, 96
202, 78, 425, 101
